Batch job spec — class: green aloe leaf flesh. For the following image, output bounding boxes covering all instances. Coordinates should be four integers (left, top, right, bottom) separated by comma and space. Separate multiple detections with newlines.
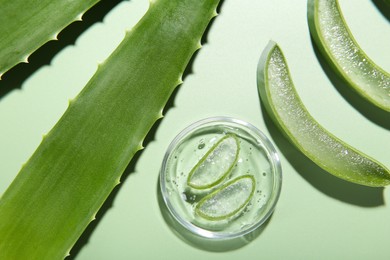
195, 175, 255, 221
257, 41, 390, 187
307, 0, 390, 112
0, 0, 100, 78
187, 134, 240, 189
0, 0, 220, 259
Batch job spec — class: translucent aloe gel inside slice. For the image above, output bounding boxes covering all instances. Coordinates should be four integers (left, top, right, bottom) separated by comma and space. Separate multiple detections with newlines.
187, 134, 239, 189
265, 44, 390, 186
268, 47, 371, 174
196, 175, 255, 220
315, 0, 390, 109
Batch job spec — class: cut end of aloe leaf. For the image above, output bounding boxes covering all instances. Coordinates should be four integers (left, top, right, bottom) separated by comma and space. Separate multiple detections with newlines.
257, 40, 390, 187
308, 0, 390, 112
187, 134, 240, 189
195, 175, 255, 221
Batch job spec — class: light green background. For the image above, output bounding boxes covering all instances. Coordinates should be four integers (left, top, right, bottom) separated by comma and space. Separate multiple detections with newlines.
1, 0, 389, 259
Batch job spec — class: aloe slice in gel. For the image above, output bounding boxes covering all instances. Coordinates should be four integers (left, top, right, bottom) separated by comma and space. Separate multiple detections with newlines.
195, 175, 255, 221
187, 134, 239, 189
257, 41, 390, 187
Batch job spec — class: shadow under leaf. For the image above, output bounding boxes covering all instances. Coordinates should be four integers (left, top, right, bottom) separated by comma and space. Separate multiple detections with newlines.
0, 0, 125, 99
372, 0, 390, 21
310, 37, 390, 130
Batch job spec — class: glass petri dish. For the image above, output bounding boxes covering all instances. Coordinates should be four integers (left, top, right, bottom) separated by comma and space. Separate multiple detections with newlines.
159, 117, 282, 239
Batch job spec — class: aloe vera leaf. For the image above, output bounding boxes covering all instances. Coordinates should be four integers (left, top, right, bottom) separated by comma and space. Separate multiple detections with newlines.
307, 0, 390, 112
195, 175, 255, 221
187, 134, 240, 189
0, 0, 100, 78
257, 41, 390, 187
0, 0, 220, 259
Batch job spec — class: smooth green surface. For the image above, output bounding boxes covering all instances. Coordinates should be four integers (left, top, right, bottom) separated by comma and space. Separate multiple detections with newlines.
257, 41, 390, 187
0, 0, 219, 259
0, 0, 389, 259
0, 0, 100, 77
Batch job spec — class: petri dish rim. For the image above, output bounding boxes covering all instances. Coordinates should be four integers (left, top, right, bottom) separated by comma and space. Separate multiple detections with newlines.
159, 116, 282, 240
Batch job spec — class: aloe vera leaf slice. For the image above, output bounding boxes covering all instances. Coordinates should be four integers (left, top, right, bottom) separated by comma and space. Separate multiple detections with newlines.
187, 134, 240, 189
195, 175, 255, 221
257, 41, 390, 187
0, 0, 220, 259
0, 0, 100, 78
307, 0, 390, 112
